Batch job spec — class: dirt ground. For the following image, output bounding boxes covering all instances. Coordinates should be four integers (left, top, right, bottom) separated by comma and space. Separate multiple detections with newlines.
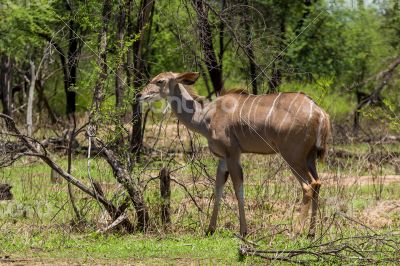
320, 173, 400, 186
359, 200, 400, 228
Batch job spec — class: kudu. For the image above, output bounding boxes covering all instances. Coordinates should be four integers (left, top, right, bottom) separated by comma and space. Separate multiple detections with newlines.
140, 72, 331, 237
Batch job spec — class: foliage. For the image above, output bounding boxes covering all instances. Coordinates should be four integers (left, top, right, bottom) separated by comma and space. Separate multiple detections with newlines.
1, 0, 399, 122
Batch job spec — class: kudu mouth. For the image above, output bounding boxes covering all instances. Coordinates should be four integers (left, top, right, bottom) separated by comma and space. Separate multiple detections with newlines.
139, 91, 162, 102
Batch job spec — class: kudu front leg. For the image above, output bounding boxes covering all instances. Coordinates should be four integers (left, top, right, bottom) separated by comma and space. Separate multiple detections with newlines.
226, 157, 247, 236
206, 159, 229, 236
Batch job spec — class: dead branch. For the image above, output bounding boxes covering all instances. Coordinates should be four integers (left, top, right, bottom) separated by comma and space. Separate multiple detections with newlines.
93, 138, 149, 231
238, 212, 400, 264
97, 212, 128, 233
354, 56, 400, 130
0, 114, 134, 232
331, 149, 399, 164
239, 231, 400, 264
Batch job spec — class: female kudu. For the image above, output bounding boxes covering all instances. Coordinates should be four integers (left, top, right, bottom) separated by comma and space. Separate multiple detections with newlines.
140, 72, 330, 237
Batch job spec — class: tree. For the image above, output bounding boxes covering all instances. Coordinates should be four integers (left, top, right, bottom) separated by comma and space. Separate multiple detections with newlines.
129, 0, 156, 156
90, 0, 150, 231
192, 0, 224, 95
0, 55, 12, 116
115, 0, 131, 109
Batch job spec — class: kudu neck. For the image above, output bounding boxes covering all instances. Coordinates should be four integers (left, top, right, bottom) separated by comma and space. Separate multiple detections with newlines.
167, 82, 209, 137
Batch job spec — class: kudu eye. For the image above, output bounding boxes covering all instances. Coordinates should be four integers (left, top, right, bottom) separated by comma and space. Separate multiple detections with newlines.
156, 80, 164, 84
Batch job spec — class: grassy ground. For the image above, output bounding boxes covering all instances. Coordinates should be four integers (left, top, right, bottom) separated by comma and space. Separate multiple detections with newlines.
1, 125, 400, 264
0, 229, 243, 264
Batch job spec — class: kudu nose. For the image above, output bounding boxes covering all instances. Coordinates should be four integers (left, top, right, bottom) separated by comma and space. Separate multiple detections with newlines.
137, 93, 144, 101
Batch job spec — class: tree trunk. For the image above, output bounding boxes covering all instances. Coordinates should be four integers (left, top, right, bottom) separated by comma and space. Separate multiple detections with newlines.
268, 18, 285, 93
66, 21, 80, 118
192, 0, 223, 95
92, 0, 112, 114
160, 167, 171, 226
0, 55, 12, 116
243, 0, 258, 95
268, 61, 282, 93
36, 80, 58, 124
27, 61, 36, 137
38, 33, 73, 118
67, 115, 82, 222
129, 0, 155, 156
115, 1, 129, 109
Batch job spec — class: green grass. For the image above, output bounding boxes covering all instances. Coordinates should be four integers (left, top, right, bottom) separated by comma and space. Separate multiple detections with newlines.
0, 228, 246, 264
1, 140, 400, 264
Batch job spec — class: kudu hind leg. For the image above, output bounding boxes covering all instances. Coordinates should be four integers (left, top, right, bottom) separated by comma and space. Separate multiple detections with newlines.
206, 159, 229, 235
290, 165, 314, 236
308, 157, 321, 238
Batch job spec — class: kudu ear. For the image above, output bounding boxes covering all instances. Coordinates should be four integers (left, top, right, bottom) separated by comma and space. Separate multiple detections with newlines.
176, 72, 200, 85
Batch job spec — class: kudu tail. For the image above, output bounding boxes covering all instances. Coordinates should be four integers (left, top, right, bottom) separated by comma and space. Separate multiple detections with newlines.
315, 110, 331, 160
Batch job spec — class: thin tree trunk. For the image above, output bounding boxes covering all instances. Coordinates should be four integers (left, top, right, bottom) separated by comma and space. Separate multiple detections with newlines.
27, 61, 35, 136
160, 167, 171, 226
67, 114, 82, 222
218, 0, 226, 66
92, 0, 112, 114
243, 0, 258, 95
0, 55, 12, 116
37, 33, 72, 118
268, 19, 285, 93
192, 0, 223, 95
36, 81, 58, 124
130, 0, 155, 157
66, 20, 80, 119
115, 0, 129, 109
268, 61, 281, 93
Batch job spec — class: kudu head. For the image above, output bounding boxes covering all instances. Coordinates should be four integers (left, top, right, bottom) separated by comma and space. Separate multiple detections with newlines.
139, 72, 200, 102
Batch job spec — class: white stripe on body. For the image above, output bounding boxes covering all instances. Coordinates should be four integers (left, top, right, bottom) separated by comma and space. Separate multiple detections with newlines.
264, 93, 282, 135
252, 96, 264, 126
239, 95, 252, 136
306, 100, 314, 129
246, 95, 261, 127
287, 96, 307, 135
316, 108, 326, 147
278, 93, 300, 132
